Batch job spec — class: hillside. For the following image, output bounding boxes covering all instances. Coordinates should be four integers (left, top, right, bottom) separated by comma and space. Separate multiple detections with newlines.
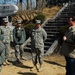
42, 6, 61, 19
12, 6, 61, 23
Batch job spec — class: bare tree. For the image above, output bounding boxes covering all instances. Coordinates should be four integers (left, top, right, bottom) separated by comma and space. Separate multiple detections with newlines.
19, 0, 22, 9
42, 0, 47, 8
36, 0, 38, 9
26, 0, 29, 10
30, 0, 32, 10
36, 0, 47, 10
17, 0, 18, 4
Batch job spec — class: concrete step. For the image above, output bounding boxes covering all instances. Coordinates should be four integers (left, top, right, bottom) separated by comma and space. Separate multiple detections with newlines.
44, 42, 52, 46
47, 34, 57, 36
46, 20, 66, 26
61, 12, 74, 14
46, 23, 67, 27
46, 38, 55, 42
47, 34, 57, 38
59, 15, 71, 18
45, 25, 61, 27
62, 9, 72, 13
26, 44, 31, 48
44, 45, 50, 50
24, 47, 31, 52
48, 21, 67, 23
47, 32, 59, 35
45, 25, 65, 28
44, 26, 58, 29
45, 29, 59, 32
44, 26, 58, 28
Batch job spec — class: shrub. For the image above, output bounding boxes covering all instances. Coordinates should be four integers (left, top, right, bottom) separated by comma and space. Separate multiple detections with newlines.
24, 23, 35, 39
33, 13, 45, 24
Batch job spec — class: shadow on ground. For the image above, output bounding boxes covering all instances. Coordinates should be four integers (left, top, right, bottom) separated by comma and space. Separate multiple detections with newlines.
11, 61, 32, 69
18, 72, 37, 75
44, 60, 65, 67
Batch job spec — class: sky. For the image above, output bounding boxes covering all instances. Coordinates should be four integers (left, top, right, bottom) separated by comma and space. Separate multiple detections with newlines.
0, 0, 36, 4
0, 0, 36, 9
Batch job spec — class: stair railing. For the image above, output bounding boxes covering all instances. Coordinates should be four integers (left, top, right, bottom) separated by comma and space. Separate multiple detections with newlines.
45, 3, 69, 55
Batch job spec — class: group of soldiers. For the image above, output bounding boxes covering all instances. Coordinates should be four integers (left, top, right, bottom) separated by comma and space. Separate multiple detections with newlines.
0, 19, 26, 65
1, 15, 75, 75
0, 18, 47, 73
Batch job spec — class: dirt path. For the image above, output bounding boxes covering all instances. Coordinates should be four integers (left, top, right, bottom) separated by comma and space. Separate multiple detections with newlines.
2, 54, 66, 75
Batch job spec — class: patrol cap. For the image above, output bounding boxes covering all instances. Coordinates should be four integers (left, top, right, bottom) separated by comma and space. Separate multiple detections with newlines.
3, 18, 8, 23
36, 20, 41, 24
16, 20, 22, 24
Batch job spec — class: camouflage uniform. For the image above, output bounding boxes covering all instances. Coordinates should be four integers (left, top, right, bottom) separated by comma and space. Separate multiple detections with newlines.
0, 26, 13, 59
30, 27, 47, 66
13, 27, 26, 61
0, 35, 5, 74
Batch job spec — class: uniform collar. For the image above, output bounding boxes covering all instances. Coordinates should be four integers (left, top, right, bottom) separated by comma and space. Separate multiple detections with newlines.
17, 27, 21, 30
36, 27, 41, 29
4, 26, 8, 28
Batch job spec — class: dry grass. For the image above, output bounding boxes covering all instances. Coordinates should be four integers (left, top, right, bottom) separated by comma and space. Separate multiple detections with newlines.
12, 6, 61, 23
42, 6, 61, 19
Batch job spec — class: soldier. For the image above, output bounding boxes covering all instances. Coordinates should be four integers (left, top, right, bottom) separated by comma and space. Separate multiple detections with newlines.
0, 18, 13, 65
13, 20, 26, 63
30, 20, 47, 72
0, 35, 5, 74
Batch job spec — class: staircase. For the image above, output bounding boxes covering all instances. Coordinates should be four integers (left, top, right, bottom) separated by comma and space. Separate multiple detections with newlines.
24, 3, 75, 56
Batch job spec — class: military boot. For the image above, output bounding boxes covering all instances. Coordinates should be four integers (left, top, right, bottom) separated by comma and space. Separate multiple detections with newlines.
3, 62, 6, 66
30, 66, 36, 71
30, 65, 38, 71
5, 59, 11, 65
38, 64, 44, 72
21, 56, 27, 61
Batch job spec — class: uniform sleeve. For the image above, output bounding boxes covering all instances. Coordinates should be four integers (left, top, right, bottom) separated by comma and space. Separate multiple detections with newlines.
0, 42, 5, 65
0, 49, 5, 65
23, 29, 26, 41
18, 28, 26, 44
0, 27, 2, 34
10, 29, 13, 42
0, 26, 4, 35
13, 28, 19, 44
42, 28, 47, 41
